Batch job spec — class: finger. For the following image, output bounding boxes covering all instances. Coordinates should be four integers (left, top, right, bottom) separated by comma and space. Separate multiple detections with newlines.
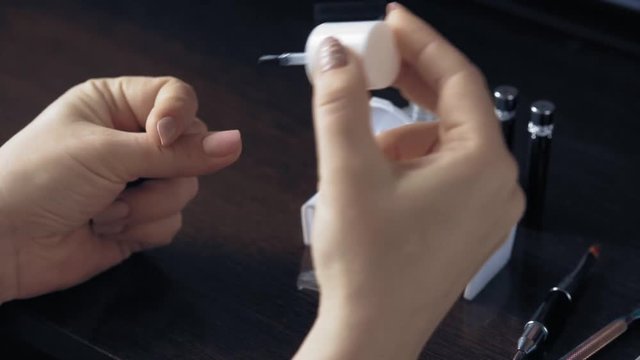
95, 128, 242, 181
375, 122, 440, 161
148, 79, 198, 146
120, 177, 198, 226
394, 63, 438, 112
104, 213, 183, 252
506, 182, 526, 227
83, 77, 199, 147
93, 177, 197, 228
21, 226, 131, 298
386, 4, 497, 138
184, 118, 208, 135
91, 200, 130, 225
312, 37, 384, 182
92, 223, 126, 237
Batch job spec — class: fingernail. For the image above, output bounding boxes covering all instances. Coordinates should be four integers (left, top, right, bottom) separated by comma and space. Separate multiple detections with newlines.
202, 130, 241, 157
157, 117, 178, 146
93, 223, 126, 236
92, 200, 130, 225
318, 37, 348, 73
386, 2, 400, 13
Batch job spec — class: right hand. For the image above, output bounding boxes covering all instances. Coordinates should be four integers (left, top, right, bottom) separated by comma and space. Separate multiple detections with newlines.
296, 3, 524, 359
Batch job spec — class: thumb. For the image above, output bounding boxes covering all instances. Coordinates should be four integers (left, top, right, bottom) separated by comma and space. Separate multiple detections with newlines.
312, 37, 383, 183
99, 128, 242, 181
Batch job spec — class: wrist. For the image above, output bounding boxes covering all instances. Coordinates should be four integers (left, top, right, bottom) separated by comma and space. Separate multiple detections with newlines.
295, 296, 427, 360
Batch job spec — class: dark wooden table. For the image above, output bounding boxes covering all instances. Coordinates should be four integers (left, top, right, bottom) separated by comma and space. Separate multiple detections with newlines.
1, 1, 639, 359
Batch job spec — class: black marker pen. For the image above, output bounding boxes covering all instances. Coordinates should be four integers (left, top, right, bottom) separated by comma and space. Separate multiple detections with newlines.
512, 245, 600, 360
522, 100, 555, 230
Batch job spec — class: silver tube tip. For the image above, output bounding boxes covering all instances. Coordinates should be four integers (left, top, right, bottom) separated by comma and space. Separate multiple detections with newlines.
512, 350, 526, 360
258, 53, 306, 66
257, 54, 280, 65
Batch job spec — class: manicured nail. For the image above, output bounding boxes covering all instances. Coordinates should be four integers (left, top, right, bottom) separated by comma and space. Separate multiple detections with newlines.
386, 2, 400, 13
157, 117, 178, 146
92, 200, 130, 225
202, 130, 241, 157
93, 223, 126, 236
318, 37, 348, 73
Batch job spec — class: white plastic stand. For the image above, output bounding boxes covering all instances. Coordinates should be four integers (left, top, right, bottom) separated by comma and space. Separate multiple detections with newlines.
300, 97, 516, 300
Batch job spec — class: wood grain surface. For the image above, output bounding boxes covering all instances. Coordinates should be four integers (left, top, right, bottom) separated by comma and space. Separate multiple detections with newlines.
0, 1, 638, 359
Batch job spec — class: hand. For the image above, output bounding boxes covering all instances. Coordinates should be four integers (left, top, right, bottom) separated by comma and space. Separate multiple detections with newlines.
296, 3, 523, 359
0, 76, 242, 303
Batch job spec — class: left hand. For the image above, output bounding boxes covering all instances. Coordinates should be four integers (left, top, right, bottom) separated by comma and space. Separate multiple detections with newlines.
0, 76, 242, 302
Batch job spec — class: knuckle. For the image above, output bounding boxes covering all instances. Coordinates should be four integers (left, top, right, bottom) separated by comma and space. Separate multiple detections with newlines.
168, 84, 198, 111
315, 70, 364, 110
498, 154, 520, 185
157, 234, 173, 247
159, 75, 183, 85
509, 186, 526, 222
454, 143, 518, 189
481, 144, 516, 172
165, 76, 196, 94
171, 214, 183, 235
316, 92, 352, 121
316, 80, 354, 110
157, 214, 182, 246
314, 88, 368, 136
181, 82, 197, 98
70, 78, 108, 98
155, 75, 196, 96
80, 77, 106, 89
456, 141, 491, 175
463, 63, 488, 87
182, 177, 199, 201
176, 82, 197, 100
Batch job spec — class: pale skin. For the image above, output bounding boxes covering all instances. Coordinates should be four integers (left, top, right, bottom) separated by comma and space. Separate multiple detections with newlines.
0, 76, 243, 300
295, 3, 523, 359
0, 3, 523, 359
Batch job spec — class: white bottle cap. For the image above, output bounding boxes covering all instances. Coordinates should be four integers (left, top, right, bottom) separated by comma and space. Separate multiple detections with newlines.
304, 21, 400, 90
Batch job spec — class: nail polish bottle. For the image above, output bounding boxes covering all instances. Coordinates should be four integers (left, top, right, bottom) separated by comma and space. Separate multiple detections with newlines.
259, 21, 400, 90
304, 21, 400, 89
